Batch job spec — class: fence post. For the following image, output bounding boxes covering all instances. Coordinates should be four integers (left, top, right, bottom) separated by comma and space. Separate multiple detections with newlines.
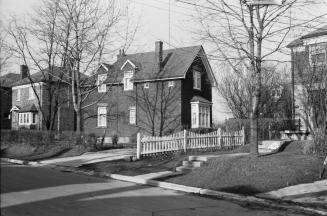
183, 129, 187, 152
136, 132, 141, 159
217, 128, 221, 148
242, 126, 245, 145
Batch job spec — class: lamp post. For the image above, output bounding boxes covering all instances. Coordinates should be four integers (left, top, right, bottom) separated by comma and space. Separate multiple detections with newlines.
245, 0, 282, 156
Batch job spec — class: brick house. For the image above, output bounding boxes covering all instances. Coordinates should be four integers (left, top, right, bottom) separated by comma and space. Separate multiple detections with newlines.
83, 41, 216, 141
287, 25, 327, 131
0, 72, 20, 129
10, 65, 75, 131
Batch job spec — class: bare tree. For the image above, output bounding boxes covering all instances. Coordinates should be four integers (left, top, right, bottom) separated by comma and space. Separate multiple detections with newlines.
0, 23, 13, 75
57, 0, 138, 132
134, 79, 181, 136
7, 1, 67, 130
295, 43, 327, 156
217, 64, 292, 119
180, 0, 327, 156
7, 0, 138, 132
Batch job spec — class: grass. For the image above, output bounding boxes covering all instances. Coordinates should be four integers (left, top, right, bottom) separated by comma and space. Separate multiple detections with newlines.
80, 146, 250, 176
165, 141, 326, 195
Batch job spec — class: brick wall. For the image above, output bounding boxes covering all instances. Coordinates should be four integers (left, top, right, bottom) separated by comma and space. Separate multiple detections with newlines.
0, 87, 12, 129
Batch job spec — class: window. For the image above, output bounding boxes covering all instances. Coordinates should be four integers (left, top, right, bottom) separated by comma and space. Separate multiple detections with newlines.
168, 81, 174, 87
97, 106, 107, 127
129, 106, 136, 124
29, 87, 35, 100
310, 45, 326, 66
124, 71, 133, 91
18, 112, 37, 125
144, 82, 149, 89
193, 70, 201, 90
191, 103, 210, 128
97, 74, 107, 92
17, 89, 21, 101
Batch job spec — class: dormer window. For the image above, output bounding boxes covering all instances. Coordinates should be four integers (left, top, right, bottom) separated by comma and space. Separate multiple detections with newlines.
97, 74, 107, 93
124, 71, 133, 91
193, 70, 201, 90
144, 82, 149, 89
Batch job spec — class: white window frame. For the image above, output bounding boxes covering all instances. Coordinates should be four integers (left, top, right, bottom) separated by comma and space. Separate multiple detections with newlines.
97, 106, 107, 127
28, 87, 36, 100
193, 70, 201, 90
124, 71, 134, 91
97, 74, 107, 93
191, 102, 211, 128
144, 82, 149, 89
129, 106, 136, 124
168, 81, 175, 87
17, 88, 21, 101
18, 112, 37, 125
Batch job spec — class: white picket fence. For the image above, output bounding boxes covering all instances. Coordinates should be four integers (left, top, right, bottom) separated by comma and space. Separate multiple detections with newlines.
136, 127, 245, 159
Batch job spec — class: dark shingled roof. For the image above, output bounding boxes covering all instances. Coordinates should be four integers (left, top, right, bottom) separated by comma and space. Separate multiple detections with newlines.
0, 73, 21, 88
101, 45, 203, 83
287, 25, 327, 48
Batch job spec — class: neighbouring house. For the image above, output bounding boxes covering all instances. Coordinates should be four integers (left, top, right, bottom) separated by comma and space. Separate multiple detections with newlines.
10, 65, 75, 131
83, 41, 216, 142
0, 72, 21, 129
287, 25, 327, 132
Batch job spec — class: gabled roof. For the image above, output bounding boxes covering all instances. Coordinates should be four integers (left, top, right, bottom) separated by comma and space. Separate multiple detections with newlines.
0, 73, 21, 88
100, 45, 215, 84
287, 25, 327, 48
19, 104, 38, 113
12, 66, 89, 87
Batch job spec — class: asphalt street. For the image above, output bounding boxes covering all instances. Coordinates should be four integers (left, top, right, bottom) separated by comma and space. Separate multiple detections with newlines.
0, 161, 304, 216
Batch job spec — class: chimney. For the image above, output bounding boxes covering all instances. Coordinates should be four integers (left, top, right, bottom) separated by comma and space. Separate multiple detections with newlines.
20, 65, 28, 79
116, 49, 126, 61
155, 41, 163, 72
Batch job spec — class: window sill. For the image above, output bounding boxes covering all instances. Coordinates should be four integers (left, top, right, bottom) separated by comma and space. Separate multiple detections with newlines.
97, 126, 107, 128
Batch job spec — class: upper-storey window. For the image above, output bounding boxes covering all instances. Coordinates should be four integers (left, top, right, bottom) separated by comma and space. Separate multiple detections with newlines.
193, 70, 201, 90
29, 87, 35, 100
124, 71, 133, 91
144, 82, 149, 89
97, 74, 107, 93
310, 44, 326, 66
168, 81, 174, 87
17, 89, 21, 101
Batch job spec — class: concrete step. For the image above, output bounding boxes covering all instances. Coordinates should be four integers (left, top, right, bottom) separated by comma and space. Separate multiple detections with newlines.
182, 160, 204, 167
175, 165, 196, 172
188, 155, 210, 162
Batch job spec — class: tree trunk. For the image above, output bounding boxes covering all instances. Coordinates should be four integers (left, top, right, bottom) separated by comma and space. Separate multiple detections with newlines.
76, 109, 81, 133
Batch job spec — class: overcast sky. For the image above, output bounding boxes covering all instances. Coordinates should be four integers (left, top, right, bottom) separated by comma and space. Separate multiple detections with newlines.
1, 0, 327, 122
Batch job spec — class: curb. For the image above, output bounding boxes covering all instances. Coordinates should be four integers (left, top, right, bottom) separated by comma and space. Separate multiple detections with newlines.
3, 158, 326, 215
108, 174, 327, 216
1, 157, 40, 166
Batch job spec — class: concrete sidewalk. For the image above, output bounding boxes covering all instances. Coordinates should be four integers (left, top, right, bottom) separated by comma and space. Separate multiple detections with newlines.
258, 180, 327, 205
39, 148, 136, 167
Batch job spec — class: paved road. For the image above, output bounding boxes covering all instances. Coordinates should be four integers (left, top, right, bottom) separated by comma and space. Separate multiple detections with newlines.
1, 162, 303, 216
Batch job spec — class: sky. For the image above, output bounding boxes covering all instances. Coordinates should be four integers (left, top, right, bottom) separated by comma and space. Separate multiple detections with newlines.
1, 0, 327, 122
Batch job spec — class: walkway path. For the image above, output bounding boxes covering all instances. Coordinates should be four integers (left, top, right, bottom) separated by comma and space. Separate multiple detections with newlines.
39, 148, 136, 167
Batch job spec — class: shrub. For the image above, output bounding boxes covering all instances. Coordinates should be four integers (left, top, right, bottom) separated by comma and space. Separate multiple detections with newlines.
188, 127, 216, 134
112, 134, 118, 147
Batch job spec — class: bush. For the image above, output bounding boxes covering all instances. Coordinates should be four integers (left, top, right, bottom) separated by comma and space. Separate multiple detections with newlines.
188, 127, 216, 134
112, 134, 118, 147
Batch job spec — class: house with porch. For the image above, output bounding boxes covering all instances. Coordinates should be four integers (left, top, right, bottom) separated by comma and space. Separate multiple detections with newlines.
10, 65, 75, 131
287, 25, 327, 133
83, 41, 216, 142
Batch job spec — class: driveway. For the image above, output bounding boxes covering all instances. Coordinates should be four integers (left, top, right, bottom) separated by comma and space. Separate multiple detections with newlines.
0, 161, 304, 216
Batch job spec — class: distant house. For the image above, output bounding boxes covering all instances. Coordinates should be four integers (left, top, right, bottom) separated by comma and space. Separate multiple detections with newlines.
0, 72, 21, 129
84, 41, 216, 141
10, 65, 75, 131
287, 25, 327, 131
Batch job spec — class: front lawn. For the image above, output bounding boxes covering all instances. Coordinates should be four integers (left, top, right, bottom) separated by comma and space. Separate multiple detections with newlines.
166, 141, 326, 195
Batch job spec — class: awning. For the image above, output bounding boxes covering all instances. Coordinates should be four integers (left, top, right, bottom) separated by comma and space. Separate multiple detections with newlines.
190, 96, 212, 104
19, 104, 38, 113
